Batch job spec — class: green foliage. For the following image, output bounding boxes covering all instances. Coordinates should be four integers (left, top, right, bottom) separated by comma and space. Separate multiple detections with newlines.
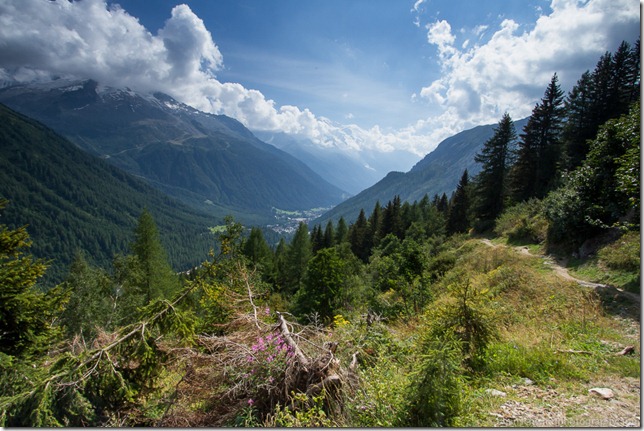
483, 342, 572, 383
472, 112, 517, 227
1, 283, 197, 427
399, 336, 464, 427
544, 102, 640, 246
0, 199, 59, 358
59, 252, 116, 339
446, 169, 471, 234
294, 247, 346, 321
265, 391, 334, 427
428, 278, 499, 369
597, 230, 640, 272
282, 222, 312, 295
494, 199, 548, 244
132, 209, 180, 304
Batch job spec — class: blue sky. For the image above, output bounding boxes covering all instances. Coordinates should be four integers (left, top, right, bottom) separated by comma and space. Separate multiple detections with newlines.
0, 0, 640, 160
108, 0, 553, 130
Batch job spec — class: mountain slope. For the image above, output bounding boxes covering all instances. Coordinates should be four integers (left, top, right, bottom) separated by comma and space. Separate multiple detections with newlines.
0, 79, 346, 223
316, 118, 528, 225
0, 103, 219, 284
254, 130, 419, 195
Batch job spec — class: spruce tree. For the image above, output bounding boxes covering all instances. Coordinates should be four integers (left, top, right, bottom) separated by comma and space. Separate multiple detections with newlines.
510, 74, 565, 201
311, 224, 324, 253
473, 113, 516, 227
0, 199, 54, 357
243, 227, 274, 275
284, 222, 312, 294
367, 201, 383, 249
446, 170, 470, 234
382, 196, 404, 239
323, 221, 335, 249
349, 209, 369, 263
335, 217, 349, 244
59, 251, 115, 339
130, 208, 179, 305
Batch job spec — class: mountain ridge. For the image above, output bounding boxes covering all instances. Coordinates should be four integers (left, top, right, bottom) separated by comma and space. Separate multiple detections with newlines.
315, 117, 529, 225
0, 79, 346, 224
0, 102, 218, 284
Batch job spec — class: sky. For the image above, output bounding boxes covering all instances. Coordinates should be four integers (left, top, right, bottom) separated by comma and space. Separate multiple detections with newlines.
0, 0, 640, 159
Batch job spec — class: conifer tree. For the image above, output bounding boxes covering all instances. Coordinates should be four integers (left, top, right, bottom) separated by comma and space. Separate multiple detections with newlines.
382, 195, 404, 239
323, 221, 335, 249
349, 209, 369, 263
129, 208, 179, 306
311, 224, 324, 253
367, 201, 383, 249
59, 251, 115, 339
446, 170, 470, 234
243, 227, 274, 276
0, 199, 55, 357
284, 222, 312, 294
335, 217, 349, 244
472, 113, 516, 227
562, 40, 639, 171
510, 74, 565, 201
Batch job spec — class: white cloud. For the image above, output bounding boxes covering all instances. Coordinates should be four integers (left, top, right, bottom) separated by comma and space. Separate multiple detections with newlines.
426, 20, 455, 49
0, 0, 639, 161
416, 0, 640, 141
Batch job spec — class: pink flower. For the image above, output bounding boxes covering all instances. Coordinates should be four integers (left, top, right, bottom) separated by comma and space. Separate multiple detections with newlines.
248, 398, 254, 406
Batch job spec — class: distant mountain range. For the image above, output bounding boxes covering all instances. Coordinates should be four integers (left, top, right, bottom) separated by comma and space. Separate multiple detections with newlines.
315, 117, 528, 225
253, 130, 419, 195
0, 103, 217, 284
0, 79, 346, 225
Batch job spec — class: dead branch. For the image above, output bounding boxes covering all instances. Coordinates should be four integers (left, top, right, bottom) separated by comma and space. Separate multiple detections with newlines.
616, 345, 635, 356
276, 311, 310, 370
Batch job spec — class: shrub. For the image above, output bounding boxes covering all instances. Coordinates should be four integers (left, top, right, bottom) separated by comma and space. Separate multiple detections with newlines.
398, 337, 464, 427
495, 199, 548, 244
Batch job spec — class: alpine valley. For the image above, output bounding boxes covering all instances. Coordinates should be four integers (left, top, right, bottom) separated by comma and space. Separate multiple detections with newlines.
0, 79, 347, 225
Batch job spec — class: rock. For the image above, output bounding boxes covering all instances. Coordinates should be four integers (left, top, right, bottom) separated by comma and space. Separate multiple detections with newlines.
486, 389, 507, 397
522, 377, 535, 386
589, 388, 615, 400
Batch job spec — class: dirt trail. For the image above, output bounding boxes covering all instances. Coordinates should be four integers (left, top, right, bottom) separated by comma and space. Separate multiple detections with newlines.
479, 239, 640, 303
479, 238, 641, 427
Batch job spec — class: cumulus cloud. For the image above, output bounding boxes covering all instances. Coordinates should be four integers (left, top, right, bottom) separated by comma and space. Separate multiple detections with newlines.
416, 0, 640, 138
0, 0, 639, 159
0, 0, 427, 155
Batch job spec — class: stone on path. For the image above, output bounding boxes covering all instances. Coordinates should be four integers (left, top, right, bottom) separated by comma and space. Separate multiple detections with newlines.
589, 388, 615, 400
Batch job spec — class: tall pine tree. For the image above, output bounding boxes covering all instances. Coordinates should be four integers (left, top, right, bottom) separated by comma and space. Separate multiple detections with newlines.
473, 113, 516, 227
447, 170, 470, 234
509, 73, 565, 201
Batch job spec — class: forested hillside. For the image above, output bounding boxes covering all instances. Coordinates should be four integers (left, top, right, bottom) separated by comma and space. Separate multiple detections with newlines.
316, 117, 528, 225
0, 40, 639, 427
0, 104, 216, 283
0, 80, 346, 222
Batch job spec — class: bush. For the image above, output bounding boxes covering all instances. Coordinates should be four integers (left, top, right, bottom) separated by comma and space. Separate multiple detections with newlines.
495, 199, 548, 244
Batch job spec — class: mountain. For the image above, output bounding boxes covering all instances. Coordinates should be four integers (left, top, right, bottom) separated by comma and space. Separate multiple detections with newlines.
253, 130, 420, 195
0, 103, 218, 284
315, 117, 529, 225
0, 79, 346, 224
